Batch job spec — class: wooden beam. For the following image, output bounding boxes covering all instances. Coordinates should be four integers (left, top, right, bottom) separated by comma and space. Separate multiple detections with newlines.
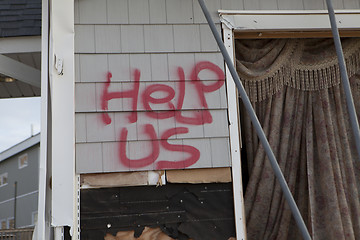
0, 54, 40, 88
234, 30, 360, 39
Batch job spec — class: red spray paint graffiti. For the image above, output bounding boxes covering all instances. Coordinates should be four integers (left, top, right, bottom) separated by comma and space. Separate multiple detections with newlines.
101, 61, 224, 169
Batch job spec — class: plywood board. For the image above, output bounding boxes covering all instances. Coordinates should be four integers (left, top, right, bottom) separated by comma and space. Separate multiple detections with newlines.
166, 167, 232, 183
80, 172, 148, 188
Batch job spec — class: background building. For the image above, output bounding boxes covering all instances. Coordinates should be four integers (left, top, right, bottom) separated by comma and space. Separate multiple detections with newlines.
0, 134, 40, 230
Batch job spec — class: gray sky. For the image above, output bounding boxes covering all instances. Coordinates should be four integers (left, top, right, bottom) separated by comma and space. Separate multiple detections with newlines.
0, 97, 41, 153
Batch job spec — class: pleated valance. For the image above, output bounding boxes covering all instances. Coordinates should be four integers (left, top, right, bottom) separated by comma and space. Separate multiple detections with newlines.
236, 38, 360, 102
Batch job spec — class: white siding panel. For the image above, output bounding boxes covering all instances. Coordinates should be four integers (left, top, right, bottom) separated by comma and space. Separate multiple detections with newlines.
303, 0, 325, 9
86, 113, 116, 142
75, 83, 96, 112
75, 25, 95, 53
203, 110, 229, 137
221, 0, 244, 10
114, 112, 138, 141
173, 81, 204, 110
184, 138, 212, 169
194, 52, 225, 74
175, 116, 205, 138
173, 25, 201, 52
95, 25, 121, 53
129, 0, 150, 24
193, 0, 221, 24
75, 0, 80, 24
128, 140, 156, 171
243, 0, 260, 10
277, 0, 304, 10
140, 81, 176, 111
75, 54, 80, 82
199, 81, 226, 109
108, 54, 130, 82
219, 80, 227, 109
79, 0, 107, 24
343, 0, 360, 8
168, 53, 195, 81
157, 139, 184, 166
259, 0, 278, 10
107, 0, 129, 24
76, 143, 103, 173
157, 117, 176, 140
144, 25, 174, 53
129, 54, 152, 81
80, 54, 108, 82
166, 0, 194, 24
200, 24, 220, 52
75, 114, 87, 143
120, 25, 145, 53
150, 54, 169, 81
210, 138, 231, 167
136, 113, 160, 141
149, 0, 167, 23
329, 0, 345, 9
102, 142, 130, 172
95, 82, 123, 112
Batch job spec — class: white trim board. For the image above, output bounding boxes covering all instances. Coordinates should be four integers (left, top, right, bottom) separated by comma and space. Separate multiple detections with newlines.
0, 36, 41, 54
219, 10, 360, 32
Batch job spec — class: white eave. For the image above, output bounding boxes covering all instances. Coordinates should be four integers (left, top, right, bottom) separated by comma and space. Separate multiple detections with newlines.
219, 10, 360, 31
0, 133, 40, 163
0, 35, 41, 98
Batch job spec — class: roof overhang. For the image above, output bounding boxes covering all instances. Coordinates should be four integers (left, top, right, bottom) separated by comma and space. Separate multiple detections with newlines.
0, 36, 41, 98
0, 133, 40, 163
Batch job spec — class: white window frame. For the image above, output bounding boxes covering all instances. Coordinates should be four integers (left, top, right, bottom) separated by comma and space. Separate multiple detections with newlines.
7, 217, 14, 229
0, 172, 8, 187
18, 153, 29, 169
220, 10, 360, 240
0, 218, 7, 229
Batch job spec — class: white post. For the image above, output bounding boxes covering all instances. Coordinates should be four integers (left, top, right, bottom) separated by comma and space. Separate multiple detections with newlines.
49, 0, 76, 235
223, 24, 247, 240
37, 0, 51, 238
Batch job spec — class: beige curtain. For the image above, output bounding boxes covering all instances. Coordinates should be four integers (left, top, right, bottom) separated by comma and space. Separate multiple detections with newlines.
236, 38, 360, 240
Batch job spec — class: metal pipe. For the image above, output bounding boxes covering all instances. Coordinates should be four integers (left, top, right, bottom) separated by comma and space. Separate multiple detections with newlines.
197, 0, 312, 239
325, 0, 360, 161
13, 181, 17, 229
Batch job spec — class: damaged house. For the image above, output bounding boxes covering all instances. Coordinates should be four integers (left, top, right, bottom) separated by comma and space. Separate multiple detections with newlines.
35, 0, 360, 239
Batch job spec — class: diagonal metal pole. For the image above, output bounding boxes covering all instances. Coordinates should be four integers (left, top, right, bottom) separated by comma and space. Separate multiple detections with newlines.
325, 0, 360, 161
197, 0, 312, 239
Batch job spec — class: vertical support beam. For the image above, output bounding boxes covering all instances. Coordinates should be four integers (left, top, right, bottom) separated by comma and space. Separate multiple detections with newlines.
50, 0, 76, 234
197, 0, 311, 239
325, 0, 360, 161
223, 24, 247, 240
54, 227, 64, 240
37, 0, 52, 238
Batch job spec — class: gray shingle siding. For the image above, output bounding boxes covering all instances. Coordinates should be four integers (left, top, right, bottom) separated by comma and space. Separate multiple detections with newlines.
0, 0, 41, 37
